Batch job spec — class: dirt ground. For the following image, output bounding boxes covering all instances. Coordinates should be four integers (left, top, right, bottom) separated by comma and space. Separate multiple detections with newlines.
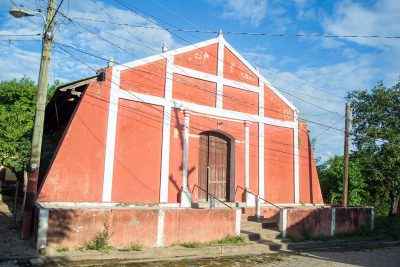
0, 193, 38, 261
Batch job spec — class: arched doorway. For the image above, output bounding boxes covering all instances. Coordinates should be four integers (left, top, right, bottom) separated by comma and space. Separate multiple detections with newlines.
198, 131, 235, 201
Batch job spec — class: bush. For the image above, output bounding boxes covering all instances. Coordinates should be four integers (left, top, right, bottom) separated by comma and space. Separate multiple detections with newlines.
81, 224, 113, 252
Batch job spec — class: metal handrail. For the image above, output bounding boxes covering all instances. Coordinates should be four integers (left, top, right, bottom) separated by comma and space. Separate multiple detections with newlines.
236, 185, 282, 210
193, 185, 233, 209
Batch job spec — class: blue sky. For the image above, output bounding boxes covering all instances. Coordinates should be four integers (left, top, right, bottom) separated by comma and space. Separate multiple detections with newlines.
1, 0, 399, 161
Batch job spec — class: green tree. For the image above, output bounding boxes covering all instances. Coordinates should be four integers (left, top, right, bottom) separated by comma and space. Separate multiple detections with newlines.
348, 80, 400, 216
318, 155, 370, 207
0, 78, 58, 182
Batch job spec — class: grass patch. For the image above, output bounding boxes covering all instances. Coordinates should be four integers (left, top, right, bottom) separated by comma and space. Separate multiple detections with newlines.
56, 246, 69, 253
119, 243, 143, 252
178, 235, 245, 248
210, 236, 245, 246
80, 224, 113, 252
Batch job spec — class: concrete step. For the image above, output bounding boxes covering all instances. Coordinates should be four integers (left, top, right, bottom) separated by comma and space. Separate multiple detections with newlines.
241, 218, 279, 229
241, 220, 281, 242
192, 201, 246, 209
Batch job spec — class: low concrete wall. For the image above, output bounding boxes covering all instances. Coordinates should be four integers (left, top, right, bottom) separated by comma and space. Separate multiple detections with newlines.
282, 207, 373, 239
38, 206, 240, 249
242, 207, 280, 221
335, 207, 374, 235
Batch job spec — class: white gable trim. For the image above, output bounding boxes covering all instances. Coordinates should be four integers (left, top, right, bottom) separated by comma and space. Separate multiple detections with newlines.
117, 38, 219, 71
115, 36, 295, 112
222, 39, 296, 111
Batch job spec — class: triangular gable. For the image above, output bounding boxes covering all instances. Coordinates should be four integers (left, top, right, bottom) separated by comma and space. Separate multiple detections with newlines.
115, 35, 296, 111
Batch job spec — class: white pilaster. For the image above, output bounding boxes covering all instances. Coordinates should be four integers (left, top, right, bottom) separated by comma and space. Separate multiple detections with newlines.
159, 55, 173, 203
156, 208, 165, 247
102, 66, 120, 202
371, 208, 375, 230
216, 32, 224, 109
258, 81, 265, 202
331, 207, 336, 237
235, 208, 242, 236
36, 208, 49, 251
180, 110, 192, 207
280, 208, 288, 238
294, 111, 300, 204
244, 121, 254, 206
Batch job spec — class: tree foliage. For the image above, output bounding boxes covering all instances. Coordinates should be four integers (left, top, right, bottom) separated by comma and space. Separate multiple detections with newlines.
349, 80, 400, 216
0, 78, 58, 181
318, 155, 370, 207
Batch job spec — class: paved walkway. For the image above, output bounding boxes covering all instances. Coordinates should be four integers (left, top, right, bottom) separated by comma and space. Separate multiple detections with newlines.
0, 194, 37, 261
263, 246, 400, 267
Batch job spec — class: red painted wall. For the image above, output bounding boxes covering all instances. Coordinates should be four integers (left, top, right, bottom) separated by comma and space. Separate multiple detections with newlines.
38, 70, 112, 202
172, 74, 216, 107
264, 125, 294, 203
223, 85, 258, 114
264, 85, 293, 121
112, 100, 163, 203
223, 47, 258, 86
174, 44, 218, 75
163, 209, 236, 245
286, 208, 331, 238
45, 208, 237, 248
299, 122, 324, 204
120, 59, 166, 97
335, 207, 373, 234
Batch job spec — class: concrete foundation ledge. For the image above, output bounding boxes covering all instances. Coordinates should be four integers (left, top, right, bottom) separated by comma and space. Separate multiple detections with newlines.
36, 205, 241, 249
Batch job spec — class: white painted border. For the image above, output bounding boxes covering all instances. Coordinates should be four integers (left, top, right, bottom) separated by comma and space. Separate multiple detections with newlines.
235, 208, 242, 236
159, 55, 173, 203
156, 208, 165, 247
280, 208, 288, 238
331, 208, 336, 237
216, 33, 224, 109
102, 66, 121, 202
118, 89, 296, 129
37, 208, 49, 251
37, 201, 180, 209
371, 208, 375, 230
294, 111, 300, 204
180, 111, 192, 207
258, 81, 265, 202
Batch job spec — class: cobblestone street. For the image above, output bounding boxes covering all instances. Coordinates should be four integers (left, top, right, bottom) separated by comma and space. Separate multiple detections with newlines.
262, 246, 400, 267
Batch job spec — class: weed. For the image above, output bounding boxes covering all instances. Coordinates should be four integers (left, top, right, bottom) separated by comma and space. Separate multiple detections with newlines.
80, 223, 113, 252
178, 235, 245, 248
56, 246, 69, 253
180, 242, 203, 248
119, 243, 143, 251
210, 236, 245, 246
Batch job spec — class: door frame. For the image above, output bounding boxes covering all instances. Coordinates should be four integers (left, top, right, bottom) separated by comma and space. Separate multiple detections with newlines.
198, 130, 235, 202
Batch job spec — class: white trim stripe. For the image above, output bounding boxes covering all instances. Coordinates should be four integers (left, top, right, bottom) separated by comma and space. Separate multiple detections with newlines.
216, 35, 224, 109
156, 208, 165, 247
294, 112, 300, 204
37, 208, 49, 250
159, 56, 173, 203
258, 82, 265, 202
235, 208, 242, 236
331, 208, 336, 236
118, 89, 296, 129
102, 66, 121, 202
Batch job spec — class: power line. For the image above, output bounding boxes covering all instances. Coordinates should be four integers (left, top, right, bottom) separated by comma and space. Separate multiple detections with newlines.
54, 40, 345, 133
0, 33, 41, 37
68, 16, 400, 40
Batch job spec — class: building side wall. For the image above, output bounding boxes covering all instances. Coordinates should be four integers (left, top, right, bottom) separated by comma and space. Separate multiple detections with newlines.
38, 72, 112, 202
223, 47, 258, 86
112, 100, 163, 203
264, 125, 294, 204
299, 122, 324, 204
174, 44, 218, 75
264, 85, 293, 122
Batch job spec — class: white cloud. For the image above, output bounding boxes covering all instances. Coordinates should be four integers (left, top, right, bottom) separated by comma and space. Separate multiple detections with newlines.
0, 0, 175, 84
221, 0, 268, 27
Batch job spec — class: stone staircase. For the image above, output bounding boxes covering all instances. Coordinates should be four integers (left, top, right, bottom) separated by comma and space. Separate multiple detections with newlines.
240, 208, 289, 251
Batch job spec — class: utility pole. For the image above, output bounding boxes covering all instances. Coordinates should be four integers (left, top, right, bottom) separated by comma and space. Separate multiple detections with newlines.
21, 0, 57, 239
342, 103, 350, 207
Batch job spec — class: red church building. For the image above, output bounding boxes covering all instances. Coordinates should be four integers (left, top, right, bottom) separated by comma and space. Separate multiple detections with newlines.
35, 33, 323, 249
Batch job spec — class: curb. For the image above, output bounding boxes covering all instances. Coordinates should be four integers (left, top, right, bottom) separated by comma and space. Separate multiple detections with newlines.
288, 239, 400, 250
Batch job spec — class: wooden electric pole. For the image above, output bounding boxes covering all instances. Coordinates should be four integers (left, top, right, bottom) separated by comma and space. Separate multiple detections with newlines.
21, 0, 57, 239
342, 103, 350, 207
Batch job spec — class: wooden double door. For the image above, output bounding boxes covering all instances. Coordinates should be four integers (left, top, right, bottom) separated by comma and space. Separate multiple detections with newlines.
198, 132, 230, 201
